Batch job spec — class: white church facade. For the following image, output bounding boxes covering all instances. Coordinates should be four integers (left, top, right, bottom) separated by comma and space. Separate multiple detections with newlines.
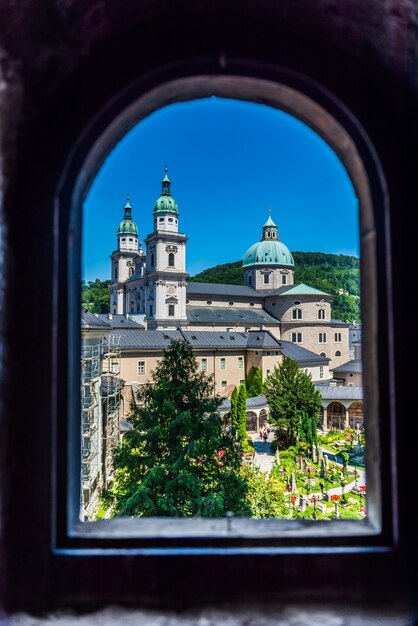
109, 169, 350, 370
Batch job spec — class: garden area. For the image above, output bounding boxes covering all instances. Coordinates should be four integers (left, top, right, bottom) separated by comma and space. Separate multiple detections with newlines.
264, 428, 367, 520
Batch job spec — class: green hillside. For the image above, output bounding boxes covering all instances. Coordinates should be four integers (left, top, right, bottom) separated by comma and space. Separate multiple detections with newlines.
189, 252, 361, 322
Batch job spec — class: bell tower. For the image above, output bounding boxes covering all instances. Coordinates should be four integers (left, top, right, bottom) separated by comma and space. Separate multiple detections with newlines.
109, 196, 140, 314
144, 168, 188, 329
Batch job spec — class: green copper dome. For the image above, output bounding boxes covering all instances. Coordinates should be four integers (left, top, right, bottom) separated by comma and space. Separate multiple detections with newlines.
243, 240, 294, 267
243, 211, 294, 267
117, 199, 138, 235
153, 167, 179, 215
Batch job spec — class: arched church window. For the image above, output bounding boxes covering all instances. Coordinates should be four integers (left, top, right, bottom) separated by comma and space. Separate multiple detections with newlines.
292, 308, 302, 320
263, 274, 270, 284
159, 217, 164, 222
168, 218, 173, 223
168, 253, 175, 267
335, 351, 341, 356
282, 274, 287, 284
248, 275, 252, 285
318, 309, 325, 320
151, 253, 154, 266
320, 352, 326, 357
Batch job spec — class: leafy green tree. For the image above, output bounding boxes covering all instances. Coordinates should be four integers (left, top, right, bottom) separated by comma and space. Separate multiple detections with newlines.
264, 356, 322, 447
246, 367, 264, 397
242, 467, 288, 518
82, 278, 111, 313
105, 340, 249, 518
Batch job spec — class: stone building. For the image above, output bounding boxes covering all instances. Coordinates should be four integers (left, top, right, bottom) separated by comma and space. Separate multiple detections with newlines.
109, 169, 350, 370
115, 328, 330, 418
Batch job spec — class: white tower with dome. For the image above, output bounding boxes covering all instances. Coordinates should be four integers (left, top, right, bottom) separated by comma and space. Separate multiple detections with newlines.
144, 168, 188, 329
109, 197, 140, 314
242, 211, 295, 289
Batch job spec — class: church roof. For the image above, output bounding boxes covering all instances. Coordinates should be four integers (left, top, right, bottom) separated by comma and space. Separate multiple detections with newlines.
186, 282, 261, 298
153, 167, 179, 214
186, 306, 281, 325
242, 239, 294, 268
117, 198, 139, 236
276, 283, 330, 296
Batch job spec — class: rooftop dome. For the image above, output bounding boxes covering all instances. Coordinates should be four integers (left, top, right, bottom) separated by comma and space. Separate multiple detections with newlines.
153, 167, 179, 215
117, 198, 138, 236
243, 239, 295, 267
243, 211, 294, 267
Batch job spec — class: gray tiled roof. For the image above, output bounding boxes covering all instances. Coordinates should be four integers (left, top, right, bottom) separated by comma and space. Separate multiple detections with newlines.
246, 330, 282, 349
281, 340, 330, 364
187, 282, 261, 298
219, 395, 268, 411
116, 329, 183, 349
81, 307, 111, 330
187, 306, 280, 325
115, 329, 281, 351
181, 330, 248, 348
332, 360, 362, 374
97, 313, 145, 329
315, 385, 363, 400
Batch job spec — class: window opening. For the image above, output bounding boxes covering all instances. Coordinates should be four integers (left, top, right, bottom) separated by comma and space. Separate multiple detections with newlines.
78, 88, 370, 537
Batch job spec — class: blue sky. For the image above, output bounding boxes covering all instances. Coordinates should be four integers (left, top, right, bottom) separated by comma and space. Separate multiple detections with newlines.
83, 98, 359, 282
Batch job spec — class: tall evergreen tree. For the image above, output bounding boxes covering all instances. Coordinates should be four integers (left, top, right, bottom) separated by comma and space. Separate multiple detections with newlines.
299, 412, 319, 447
264, 356, 322, 447
246, 367, 264, 397
237, 384, 248, 441
106, 340, 249, 518
230, 387, 239, 436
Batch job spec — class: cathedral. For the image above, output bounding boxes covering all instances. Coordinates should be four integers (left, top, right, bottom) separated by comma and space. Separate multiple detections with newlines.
109, 168, 349, 369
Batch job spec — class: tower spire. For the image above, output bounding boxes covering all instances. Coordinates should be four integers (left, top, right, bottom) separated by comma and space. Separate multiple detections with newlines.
261, 210, 278, 240
161, 166, 171, 195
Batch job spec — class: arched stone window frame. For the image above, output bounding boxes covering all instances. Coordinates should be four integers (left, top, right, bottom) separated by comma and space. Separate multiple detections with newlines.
3, 8, 403, 606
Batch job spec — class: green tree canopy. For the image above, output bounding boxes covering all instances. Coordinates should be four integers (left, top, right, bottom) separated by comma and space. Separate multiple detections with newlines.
82, 278, 111, 313
106, 340, 249, 518
264, 356, 322, 447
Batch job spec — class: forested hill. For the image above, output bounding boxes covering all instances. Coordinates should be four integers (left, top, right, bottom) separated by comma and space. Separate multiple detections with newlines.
82, 252, 360, 322
189, 251, 360, 322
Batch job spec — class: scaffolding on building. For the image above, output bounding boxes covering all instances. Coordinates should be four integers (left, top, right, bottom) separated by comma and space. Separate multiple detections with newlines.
101, 333, 123, 488
81, 342, 102, 517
